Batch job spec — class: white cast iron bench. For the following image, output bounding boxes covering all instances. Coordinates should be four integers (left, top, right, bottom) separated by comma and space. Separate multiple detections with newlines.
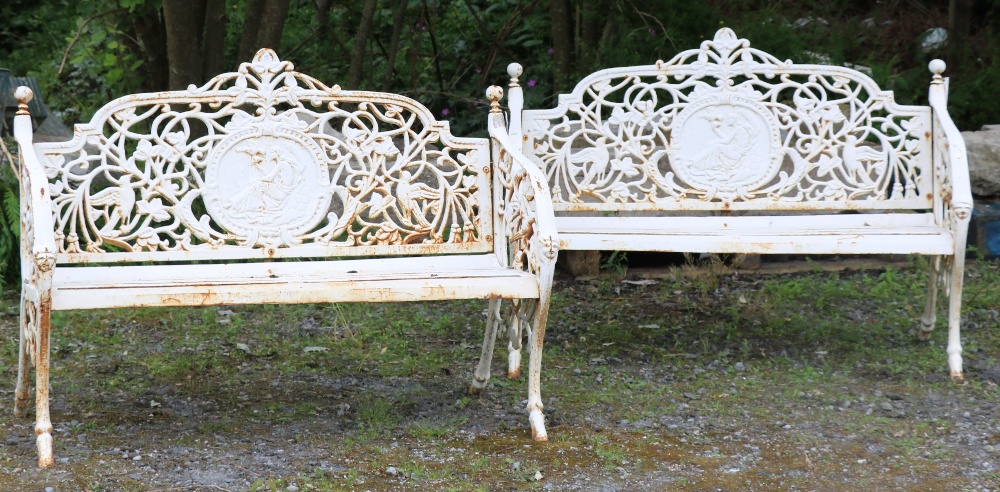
499, 28, 972, 382
12, 49, 558, 467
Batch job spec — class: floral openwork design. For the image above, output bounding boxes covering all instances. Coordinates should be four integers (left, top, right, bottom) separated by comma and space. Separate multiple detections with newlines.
522, 28, 932, 211
495, 146, 556, 278
35, 49, 491, 260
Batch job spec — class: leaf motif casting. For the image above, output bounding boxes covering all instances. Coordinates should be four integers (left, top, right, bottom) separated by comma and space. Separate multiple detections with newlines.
523, 28, 932, 211
36, 50, 490, 259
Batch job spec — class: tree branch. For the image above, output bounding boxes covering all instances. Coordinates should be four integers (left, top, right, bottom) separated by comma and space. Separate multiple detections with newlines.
58, 7, 124, 75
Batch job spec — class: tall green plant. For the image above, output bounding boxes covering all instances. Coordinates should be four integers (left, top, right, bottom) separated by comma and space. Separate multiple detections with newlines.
0, 138, 21, 287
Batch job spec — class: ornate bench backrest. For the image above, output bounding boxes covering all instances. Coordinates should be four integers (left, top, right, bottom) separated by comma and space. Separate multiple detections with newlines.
34, 50, 492, 264
520, 28, 934, 213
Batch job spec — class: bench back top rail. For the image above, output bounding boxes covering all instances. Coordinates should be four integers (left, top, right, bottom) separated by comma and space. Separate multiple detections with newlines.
515, 28, 935, 213
30, 49, 492, 264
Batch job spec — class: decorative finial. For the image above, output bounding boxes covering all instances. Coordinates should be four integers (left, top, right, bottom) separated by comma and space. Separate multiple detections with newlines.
486, 86, 504, 113
507, 63, 523, 88
929, 59, 946, 82
14, 86, 33, 116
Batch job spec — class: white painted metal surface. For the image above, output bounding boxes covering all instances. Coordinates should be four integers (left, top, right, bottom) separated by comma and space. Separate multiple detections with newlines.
12, 49, 558, 468
469, 88, 558, 442
507, 28, 972, 382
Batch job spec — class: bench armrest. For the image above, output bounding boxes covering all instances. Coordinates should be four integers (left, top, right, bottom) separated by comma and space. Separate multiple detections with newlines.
486, 87, 558, 278
927, 61, 973, 229
12, 88, 58, 277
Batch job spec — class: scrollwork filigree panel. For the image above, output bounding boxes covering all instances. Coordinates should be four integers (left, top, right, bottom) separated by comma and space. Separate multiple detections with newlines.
36, 49, 490, 260
495, 149, 555, 277
523, 28, 933, 211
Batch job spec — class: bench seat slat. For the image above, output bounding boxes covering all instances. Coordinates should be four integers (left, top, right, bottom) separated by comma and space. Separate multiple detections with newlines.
52, 255, 537, 310
557, 214, 954, 255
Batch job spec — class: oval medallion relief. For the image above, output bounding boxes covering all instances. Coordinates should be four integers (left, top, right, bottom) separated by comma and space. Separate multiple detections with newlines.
668, 95, 783, 196
204, 126, 330, 242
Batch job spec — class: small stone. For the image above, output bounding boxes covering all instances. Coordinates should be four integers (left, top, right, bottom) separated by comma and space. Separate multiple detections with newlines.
534, 471, 543, 480
734, 362, 745, 372
45, 487, 55, 492
386, 466, 398, 476
880, 402, 894, 411
286, 485, 299, 492
512, 461, 521, 471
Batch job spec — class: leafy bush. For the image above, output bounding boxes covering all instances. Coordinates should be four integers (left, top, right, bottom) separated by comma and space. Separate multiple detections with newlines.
0, 138, 21, 286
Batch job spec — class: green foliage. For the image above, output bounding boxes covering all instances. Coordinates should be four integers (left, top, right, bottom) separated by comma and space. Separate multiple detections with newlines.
3, 0, 998, 132
0, 140, 21, 286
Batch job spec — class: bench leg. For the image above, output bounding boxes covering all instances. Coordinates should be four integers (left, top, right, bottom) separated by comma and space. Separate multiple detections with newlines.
918, 256, 940, 341
14, 315, 32, 419
19, 285, 55, 468
946, 251, 966, 383
507, 300, 524, 379
35, 343, 54, 469
470, 299, 502, 394
525, 297, 549, 442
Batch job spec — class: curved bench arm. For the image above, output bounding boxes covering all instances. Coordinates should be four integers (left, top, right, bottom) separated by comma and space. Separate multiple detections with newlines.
485, 86, 559, 278
13, 88, 58, 276
927, 60, 974, 228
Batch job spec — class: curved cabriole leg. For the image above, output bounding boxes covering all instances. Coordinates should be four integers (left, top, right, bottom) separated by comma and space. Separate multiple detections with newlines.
22, 287, 54, 468
525, 297, 549, 442
14, 307, 32, 418
918, 256, 940, 341
507, 300, 523, 379
947, 251, 967, 383
470, 299, 502, 394
35, 302, 53, 468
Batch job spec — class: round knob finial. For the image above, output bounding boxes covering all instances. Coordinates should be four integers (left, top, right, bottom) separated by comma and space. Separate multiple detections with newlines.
486, 86, 504, 113
928, 59, 946, 76
507, 63, 523, 79
14, 86, 33, 115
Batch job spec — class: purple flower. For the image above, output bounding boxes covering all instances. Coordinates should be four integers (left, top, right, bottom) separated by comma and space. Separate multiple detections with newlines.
475, 67, 482, 74
441, 108, 450, 116
547, 48, 554, 55
527, 79, 537, 87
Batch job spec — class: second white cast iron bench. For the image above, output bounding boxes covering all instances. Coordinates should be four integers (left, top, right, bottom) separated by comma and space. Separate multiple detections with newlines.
498, 28, 973, 382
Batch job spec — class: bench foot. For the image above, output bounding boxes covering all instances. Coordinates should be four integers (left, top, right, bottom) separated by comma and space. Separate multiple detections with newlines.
507, 346, 522, 379
525, 293, 549, 442
916, 318, 935, 341
506, 299, 529, 379
36, 427, 54, 468
946, 245, 966, 383
918, 256, 940, 341
471, 299, 502, 394
529, 406, 548, 441
947, 346, 964, 384
14, 332, 31, 418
